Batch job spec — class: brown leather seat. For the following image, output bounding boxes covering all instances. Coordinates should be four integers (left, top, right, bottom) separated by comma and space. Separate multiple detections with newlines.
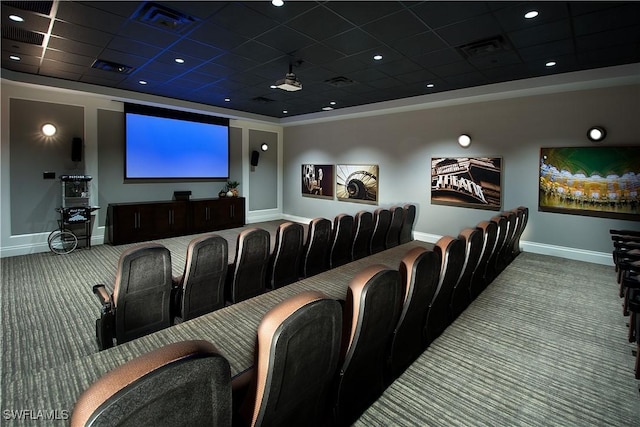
487, 215, 508, 282
512, 206, 529, 258
266, 222, 304, 289
329, 214, 355, 268
498, 210, 518, 269
450, 227, 484, 320
370, 208, 391, 254
471, 220, 499, 299
172, 234, 228, 323
93, 243, 173, 350
300, 218, 332, 278
334, 265, 403, 426
351, 210, 374, 261
398, 204, 417, 244
424, 236, 465, 346
385, 206, 404, 249
225, 228, 270, 304
71, 340, 232, 427
233, 291, 342, 427
387, 247, 440, 381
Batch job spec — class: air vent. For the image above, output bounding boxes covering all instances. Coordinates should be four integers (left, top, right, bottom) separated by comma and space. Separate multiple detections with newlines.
91, 59, 134, 74
457, 35, 511, 58
2, 26, 44, 45
252, 96, 275, 104
133, 2, 197, 32
324, 76, 356, 87
2, 1, 53, 15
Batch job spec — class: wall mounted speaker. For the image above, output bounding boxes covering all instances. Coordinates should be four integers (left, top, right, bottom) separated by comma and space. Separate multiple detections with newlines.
250, 150, 260, 167
71, 137, 83, 162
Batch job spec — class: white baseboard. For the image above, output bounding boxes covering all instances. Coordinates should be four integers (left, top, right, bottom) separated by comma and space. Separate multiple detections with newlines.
521, 241, 613, 266
246, 209, 283, 224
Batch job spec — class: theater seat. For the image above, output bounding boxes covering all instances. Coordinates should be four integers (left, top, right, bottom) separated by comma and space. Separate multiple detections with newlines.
71, 340, 232, 427
93, 243, 173, 350
387, 247, 440, 381
424, 236, 465, 346
370, 208, 391, 254
398, 204, 416, 244
351, 210, 374, 261
225, 228, 270, 304
334, 265, 403, 426
330, 214, 355, 268
300, 218, 332, 278
385, 206, 404, 249
172, 234, 228, 323
233, 291, 342, 427
266, 222, 304, 289
450, 227, 484, 320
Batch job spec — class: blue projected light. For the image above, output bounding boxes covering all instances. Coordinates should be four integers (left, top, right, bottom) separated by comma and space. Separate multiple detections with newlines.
125, 105, 230, 180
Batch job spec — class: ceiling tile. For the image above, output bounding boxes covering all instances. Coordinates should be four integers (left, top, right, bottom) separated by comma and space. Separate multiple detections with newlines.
325, 2, 404, 26
411, 1, 490, 29
323, 28, 380, 56
362, 10, 428, 43
286, 6, 353, 41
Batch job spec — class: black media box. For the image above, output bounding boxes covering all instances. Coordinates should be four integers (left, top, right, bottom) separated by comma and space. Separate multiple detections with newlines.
173, 191, 192, 201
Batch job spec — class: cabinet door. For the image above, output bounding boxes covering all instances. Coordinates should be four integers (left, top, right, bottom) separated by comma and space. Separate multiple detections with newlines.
108, 204, 157, 244
227, 198, 245, 228
192, 200, 215, 233
151, 202, 188, 237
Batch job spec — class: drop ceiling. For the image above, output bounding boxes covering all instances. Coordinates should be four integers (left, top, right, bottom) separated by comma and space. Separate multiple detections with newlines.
2, 1, 639, 119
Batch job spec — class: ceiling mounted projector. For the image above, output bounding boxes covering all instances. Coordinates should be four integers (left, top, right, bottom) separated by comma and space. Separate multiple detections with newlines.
275, 64, 302, 92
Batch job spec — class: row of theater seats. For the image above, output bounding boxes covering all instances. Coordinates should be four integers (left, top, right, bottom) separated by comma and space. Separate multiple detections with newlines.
91, 204, 417, 350
75, 206, 529, 426
609, 228, 640, 380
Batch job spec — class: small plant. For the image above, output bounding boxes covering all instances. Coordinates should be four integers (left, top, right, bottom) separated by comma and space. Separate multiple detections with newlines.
226, 180, 240, 196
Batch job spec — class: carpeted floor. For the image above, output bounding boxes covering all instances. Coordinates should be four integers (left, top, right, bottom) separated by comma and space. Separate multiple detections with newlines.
1, 222, 639, 426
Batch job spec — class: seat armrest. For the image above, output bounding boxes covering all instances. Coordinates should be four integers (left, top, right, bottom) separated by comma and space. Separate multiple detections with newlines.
92, 284, 112, 311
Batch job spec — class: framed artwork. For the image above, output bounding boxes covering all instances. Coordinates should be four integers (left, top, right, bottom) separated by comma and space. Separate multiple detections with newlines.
431, 157, 502, 210
539, 146, 640, 220
301, 164, 334, 199
336, 164, 378, 204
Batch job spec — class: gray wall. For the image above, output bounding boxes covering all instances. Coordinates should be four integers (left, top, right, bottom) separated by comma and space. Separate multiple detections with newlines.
248, 129, 278, 211
283, 84, 640, 255
10, 99, 85, 234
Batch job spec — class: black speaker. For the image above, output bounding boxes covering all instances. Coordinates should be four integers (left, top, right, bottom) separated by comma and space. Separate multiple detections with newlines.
71, 137, 83, 162
250, 150, 260, 167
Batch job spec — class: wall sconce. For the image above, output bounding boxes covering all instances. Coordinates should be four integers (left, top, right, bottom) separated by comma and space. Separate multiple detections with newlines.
261, 143, 269, 151
587, 126, 606, 142
458, 134, 471, 148
41, 123, 57, 137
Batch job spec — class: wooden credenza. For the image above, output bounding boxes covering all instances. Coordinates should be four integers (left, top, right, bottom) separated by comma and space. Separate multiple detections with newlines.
107, 197, 245, 245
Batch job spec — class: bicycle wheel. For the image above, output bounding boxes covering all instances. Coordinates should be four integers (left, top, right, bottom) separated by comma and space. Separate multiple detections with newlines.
48, 230, 78, 254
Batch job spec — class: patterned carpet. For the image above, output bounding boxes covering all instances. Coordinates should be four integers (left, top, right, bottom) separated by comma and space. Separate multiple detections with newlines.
1, 224, 639, 426
356, 253, 640, 426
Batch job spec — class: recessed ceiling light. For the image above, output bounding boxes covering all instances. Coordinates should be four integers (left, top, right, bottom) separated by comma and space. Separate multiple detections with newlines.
270, 84, 277, 89
322, 106, 334, 111
282, 110, 288, 114
174, 58, 185, 64
524, 10, 539, 19
373, 54, 383, 61
330, 101, 336, 105
272, 0, 284, 6
224, 98, 231, 102
426, 83, 435, 88
9, 55, 21, 61
545, 61, 557, 67
9, 14, 24, 22
138, 80, 147, 85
